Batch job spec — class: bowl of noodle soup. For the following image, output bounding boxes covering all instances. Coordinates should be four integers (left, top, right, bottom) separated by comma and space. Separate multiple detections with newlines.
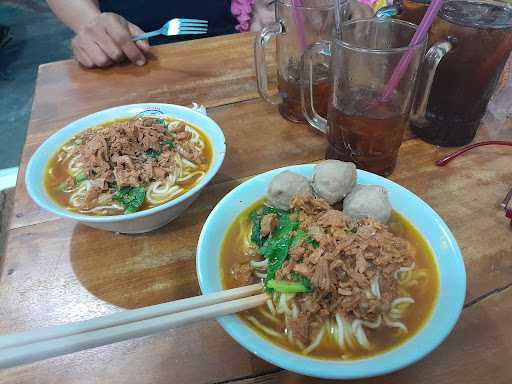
196, 164, 466, 379
26, 103, 225, 233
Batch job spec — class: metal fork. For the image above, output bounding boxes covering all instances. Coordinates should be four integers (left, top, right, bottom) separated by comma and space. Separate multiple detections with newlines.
132, 18, 208, 41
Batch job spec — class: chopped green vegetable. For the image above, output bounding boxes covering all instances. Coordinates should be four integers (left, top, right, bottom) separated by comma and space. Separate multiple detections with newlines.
249, 206, 288, 247
145, 140, 174, 159
57, 182, 67, 192
273, 213, 299, 239
145, 149, 160, 158
112, 186, 146, 213
161, 139, 174, 150
74, 173, 87, 184
290, 229, 319, 250
306, 238, 320, 248
266, 279, 311, 293
249, 206, 315, 293
291, 272, 312, 292
259, 212, 299, 291
261, 236, 291, 286
156, 118, 169, 127
249, 211, 263, 246
259, 214, 298, 259
345, 226, 358, 234
291, 229, 307, 246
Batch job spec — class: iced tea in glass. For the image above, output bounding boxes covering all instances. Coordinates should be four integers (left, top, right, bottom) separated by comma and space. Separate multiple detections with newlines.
255, 0, 348, 123
326, 89, 409, 176
302, 19, 427, 176
411, 0, 512, 146
277, 64, 331, 122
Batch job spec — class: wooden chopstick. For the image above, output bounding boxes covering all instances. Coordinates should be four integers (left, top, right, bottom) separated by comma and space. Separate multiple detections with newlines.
0, 284, 265, 369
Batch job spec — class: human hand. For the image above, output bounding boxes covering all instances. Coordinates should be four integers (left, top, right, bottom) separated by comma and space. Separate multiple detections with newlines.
71, 12, 150, 68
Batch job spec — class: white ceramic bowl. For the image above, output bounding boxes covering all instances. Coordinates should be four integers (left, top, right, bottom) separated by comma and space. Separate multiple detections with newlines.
197, 164, 466, 379
26, 103, 226, 234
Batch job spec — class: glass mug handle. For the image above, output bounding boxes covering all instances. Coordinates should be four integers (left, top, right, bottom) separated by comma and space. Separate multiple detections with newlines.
255, 20, 285, 105
410, 41, 453, 127
301, 40, 331, 134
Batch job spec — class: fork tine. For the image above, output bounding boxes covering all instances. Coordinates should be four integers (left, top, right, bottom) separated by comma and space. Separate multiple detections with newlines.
178, 30, 208, 35
180, 22, 210, 28
179, 19, 208, 24
179, 27, 208, 32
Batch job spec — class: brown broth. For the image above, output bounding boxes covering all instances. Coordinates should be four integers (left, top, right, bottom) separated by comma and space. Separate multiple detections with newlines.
220, 199, 439, 360
45, 117, 213, 215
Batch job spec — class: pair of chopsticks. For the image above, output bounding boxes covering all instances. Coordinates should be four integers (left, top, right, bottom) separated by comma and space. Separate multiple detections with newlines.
0, 284, 265, 369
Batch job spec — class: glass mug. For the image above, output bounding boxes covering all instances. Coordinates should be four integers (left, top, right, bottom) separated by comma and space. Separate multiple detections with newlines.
410, 0, 512, 147
302, 19, 427, 176
255, 0, 348, 123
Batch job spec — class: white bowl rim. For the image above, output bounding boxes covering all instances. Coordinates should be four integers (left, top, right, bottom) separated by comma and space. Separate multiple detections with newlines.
25, 103, 226, 223
196, 163, 466, 379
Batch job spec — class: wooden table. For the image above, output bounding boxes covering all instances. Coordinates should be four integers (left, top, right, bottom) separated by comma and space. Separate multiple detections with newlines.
1, 32, 512, 384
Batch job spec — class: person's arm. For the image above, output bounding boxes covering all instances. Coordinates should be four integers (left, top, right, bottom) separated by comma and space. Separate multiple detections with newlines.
47, 0, 101, 33
47, 0, 150, 68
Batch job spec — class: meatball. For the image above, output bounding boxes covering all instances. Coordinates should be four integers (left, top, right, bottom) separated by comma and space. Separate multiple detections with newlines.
267, 171, 312, 210
343, 185, 391, 223
312, 160, 356, 204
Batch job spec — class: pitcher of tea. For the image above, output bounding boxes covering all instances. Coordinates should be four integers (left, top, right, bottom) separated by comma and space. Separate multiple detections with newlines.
410, 0, 512, 146
254, 0, 348, 123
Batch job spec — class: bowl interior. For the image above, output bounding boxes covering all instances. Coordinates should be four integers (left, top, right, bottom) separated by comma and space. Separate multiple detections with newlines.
197, 164, 466, 379
26, 103, 226, 223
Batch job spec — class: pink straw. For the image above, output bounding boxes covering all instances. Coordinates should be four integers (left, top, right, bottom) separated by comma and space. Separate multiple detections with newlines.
291, 0, 307, 51
380, 0, 445, 102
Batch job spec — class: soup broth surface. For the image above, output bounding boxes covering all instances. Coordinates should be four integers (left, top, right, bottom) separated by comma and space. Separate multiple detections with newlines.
45, 117, 212, 216
221, 199, 439, 360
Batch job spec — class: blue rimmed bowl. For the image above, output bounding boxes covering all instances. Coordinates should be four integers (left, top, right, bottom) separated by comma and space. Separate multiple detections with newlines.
196, 163, 466, 379
26, 103, 226, 234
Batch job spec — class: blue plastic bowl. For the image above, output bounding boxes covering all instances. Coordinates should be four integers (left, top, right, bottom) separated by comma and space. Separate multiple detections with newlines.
196, 164, 466, 379
26, 103, 226, 233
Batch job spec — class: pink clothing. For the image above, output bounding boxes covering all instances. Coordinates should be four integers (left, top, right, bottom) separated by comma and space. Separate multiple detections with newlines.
231, 0, 255, 32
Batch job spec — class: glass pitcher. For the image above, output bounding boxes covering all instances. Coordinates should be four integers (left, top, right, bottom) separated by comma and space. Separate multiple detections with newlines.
254, 0, 348, 123
410, 0, 512, 146
302, 18, 427, 176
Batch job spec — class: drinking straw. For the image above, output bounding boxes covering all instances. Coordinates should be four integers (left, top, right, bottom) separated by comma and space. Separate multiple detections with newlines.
380, 0, 445, 102
291, 0, 308, 51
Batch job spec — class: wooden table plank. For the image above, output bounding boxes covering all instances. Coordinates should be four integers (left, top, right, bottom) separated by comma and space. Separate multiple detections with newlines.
228, 286, 512, 384
1, 248, 510, 384
0, 321, 276, 384
29, 33, 272, 125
